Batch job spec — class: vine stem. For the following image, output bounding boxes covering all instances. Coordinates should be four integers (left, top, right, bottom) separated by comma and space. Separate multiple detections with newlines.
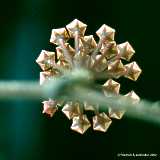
0, 69, 159, 125
0, 81, 42, 100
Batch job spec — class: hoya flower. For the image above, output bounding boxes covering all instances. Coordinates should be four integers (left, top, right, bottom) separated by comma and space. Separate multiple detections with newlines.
36, 19, 142, 134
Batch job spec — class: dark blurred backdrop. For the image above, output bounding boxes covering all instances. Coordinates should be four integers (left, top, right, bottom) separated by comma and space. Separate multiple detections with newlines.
0, 0, 160, 160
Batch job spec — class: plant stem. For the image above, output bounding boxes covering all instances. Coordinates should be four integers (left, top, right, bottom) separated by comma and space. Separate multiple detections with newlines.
0, 70, 159, 126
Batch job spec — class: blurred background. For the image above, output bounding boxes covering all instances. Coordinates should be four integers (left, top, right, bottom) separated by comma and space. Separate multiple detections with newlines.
0, 0, 160, 159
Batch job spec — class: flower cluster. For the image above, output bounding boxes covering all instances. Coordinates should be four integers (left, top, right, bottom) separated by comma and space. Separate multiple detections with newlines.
36, 19, 142, 134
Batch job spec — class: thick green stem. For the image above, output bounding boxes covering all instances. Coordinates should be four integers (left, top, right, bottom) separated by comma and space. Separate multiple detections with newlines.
0, 69, 159, 126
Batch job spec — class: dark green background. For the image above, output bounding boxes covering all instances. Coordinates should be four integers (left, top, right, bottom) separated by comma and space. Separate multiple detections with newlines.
0, 0, 160, 159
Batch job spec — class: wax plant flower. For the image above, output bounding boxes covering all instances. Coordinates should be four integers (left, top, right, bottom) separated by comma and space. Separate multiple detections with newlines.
36, 19, 142, 134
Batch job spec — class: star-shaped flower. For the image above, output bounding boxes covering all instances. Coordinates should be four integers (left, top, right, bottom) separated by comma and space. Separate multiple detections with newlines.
117, 41, 135, 61
101, 41, 118, 59
96, 24, 115, 41
93, 112, 112, 132
62, 102, 81, 120
66, 19, 87, 37
36, 50, 56, 71
108, 60, 126, 78
80, 35, 97, 54
42, 99, 58, 117
125, 90, 140, 104
71, 114, 91, 134
125, 62, 142, 81
103, 79, 120, 96
108, 108, 125, 119
50, 28, 69, 45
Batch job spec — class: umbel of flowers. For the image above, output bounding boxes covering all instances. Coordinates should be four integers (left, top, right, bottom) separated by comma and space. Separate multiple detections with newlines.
36, 19, 142, 134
